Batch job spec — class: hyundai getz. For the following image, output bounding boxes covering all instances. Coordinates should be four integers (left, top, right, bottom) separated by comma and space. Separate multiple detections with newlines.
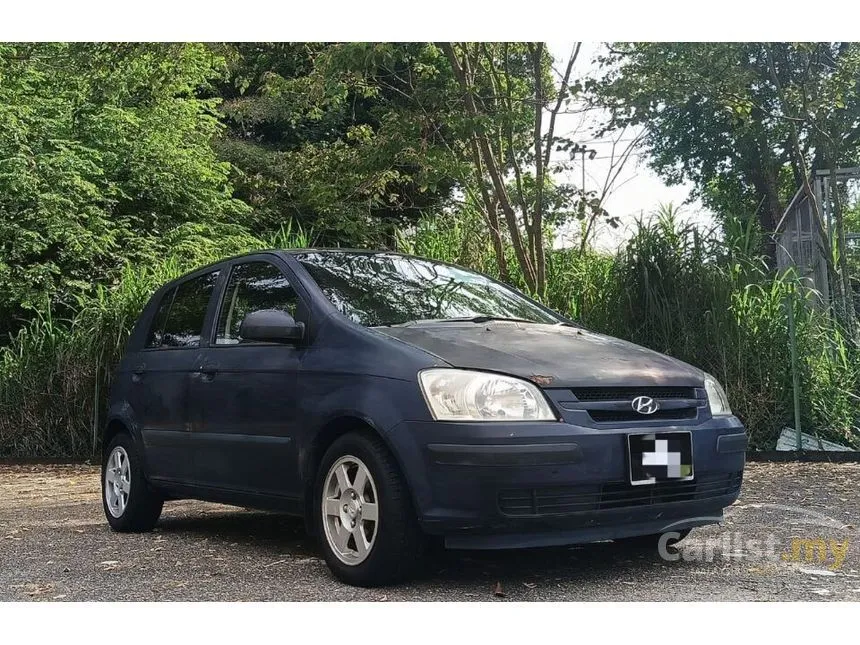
102, 250, 747, 586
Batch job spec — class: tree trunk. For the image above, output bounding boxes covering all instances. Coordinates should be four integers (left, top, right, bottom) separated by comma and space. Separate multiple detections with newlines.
529, 43, 546, 296
441, 42, 537, 293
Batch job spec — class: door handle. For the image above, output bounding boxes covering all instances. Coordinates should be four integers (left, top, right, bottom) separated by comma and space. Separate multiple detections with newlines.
199, 366, 218, 382
131, 365, 145, 383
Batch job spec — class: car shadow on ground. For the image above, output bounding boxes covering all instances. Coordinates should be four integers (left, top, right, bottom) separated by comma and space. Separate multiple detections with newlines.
155, 505, 690, 586
157, 506, 318, 557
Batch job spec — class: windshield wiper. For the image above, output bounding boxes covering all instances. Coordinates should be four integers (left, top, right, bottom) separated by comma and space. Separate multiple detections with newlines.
374, 316, 582, 328
440, 316, 584, 329
431, 316, 546, 325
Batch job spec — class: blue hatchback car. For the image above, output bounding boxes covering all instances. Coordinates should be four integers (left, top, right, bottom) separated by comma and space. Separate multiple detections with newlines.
103, 249, 747, 586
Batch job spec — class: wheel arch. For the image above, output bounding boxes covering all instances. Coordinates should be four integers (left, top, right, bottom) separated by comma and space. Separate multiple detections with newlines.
300, 413, 414, 535
103, 418, 133, 454
101, 410, 146, 470
102, 400, 142, 450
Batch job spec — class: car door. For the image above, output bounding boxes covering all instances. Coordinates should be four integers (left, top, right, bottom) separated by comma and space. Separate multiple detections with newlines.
137, 269, 221, 485
189, 257, 305, 499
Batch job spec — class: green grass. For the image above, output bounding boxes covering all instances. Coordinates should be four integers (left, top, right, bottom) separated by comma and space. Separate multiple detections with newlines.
1, 213, 857, 457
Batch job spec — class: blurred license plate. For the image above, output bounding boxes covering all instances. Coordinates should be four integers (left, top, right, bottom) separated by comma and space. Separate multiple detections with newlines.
627, 432, 694, 486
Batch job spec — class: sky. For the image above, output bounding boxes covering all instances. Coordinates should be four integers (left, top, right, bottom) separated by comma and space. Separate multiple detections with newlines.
546, 42, 716, 251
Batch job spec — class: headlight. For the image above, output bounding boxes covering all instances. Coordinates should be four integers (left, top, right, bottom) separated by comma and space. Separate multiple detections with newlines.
418, 368, 557, 421
704, 374, 732, 416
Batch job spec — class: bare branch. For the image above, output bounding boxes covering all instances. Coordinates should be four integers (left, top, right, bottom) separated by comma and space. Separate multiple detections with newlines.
543, 43, 580, 172
439, 41, 537, 291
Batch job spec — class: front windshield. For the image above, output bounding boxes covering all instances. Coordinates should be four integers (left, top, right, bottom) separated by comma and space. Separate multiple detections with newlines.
294, 252, 562, 327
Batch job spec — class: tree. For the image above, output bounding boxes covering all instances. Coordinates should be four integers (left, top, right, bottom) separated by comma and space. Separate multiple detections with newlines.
593, 42, 860, 266
213, 43, 461, 246
0, 43, 247, 340
216, 42, 614, 295
762, 42, 860, 328
439, 42, 581, 296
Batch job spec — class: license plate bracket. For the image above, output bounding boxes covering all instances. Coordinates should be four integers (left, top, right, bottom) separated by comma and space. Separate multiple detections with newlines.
627, 431, 694, 486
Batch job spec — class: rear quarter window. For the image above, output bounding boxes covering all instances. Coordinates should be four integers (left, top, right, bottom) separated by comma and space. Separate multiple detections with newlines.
145, 287, 176, 348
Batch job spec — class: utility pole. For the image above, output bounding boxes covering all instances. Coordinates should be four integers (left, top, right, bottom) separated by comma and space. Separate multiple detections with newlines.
570, 144, 596, 215
571, 143, 597, 246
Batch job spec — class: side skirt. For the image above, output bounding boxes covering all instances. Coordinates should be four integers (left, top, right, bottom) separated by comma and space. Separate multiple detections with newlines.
150, 478, 305, 516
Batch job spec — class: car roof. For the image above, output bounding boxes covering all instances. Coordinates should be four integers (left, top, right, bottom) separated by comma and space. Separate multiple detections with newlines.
283, 248, 414, 257
157, 248, 426, 290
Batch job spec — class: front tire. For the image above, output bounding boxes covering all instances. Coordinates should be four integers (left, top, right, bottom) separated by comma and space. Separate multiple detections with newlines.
315, 431, 425, 586
102, 433, 163, 532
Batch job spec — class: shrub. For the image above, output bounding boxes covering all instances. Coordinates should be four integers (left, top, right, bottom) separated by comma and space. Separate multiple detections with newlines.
1, 214, 857, 457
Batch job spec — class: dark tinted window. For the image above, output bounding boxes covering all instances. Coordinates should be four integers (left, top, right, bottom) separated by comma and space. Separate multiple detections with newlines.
295, 252, 560, 327
215, 262, 298, 345
145, 288, 176, 348
155, 271, 220, 348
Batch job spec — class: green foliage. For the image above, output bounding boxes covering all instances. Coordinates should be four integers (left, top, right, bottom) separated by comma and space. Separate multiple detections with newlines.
0, 226, 310, 458
593, 42, 860, 253
2, 42, 859, 457
215, 43, 463, 246
214, 42, 594, 294
2, 210, 858, 456
0, 43, 248, 341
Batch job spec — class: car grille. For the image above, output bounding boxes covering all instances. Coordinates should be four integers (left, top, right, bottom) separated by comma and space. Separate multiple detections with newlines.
588, 408, 698, 423
563, 386, 702, 424
571, 387, 697, 401
498, 471, 742, 517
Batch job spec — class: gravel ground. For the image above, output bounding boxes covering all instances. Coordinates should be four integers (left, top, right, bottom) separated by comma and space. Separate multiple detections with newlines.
1, 461, 859, 601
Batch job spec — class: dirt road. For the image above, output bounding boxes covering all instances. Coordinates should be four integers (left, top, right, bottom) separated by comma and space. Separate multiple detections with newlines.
1, 462, 858, 601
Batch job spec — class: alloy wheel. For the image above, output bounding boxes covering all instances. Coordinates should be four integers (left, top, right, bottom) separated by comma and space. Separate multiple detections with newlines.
321, 455, 379, 565
105, 446, 131, 518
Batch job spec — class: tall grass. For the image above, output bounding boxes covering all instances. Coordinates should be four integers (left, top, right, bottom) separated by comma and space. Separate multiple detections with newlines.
1, 213, 857, 456
405, 208, 860, 450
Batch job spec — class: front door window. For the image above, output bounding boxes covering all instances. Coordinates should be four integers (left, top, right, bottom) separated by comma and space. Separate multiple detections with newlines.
215, 262, 299, 345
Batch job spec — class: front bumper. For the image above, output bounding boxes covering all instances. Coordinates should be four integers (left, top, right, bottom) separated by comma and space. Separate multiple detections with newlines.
386, 417, 746, 549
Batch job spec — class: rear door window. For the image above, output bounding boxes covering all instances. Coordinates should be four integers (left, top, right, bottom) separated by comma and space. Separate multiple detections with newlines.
148, 270, 220, 349
215, 262, 299, 345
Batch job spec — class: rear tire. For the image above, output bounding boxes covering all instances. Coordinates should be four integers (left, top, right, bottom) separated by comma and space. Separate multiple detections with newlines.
102, 433, 163, 532
315, 431, 425, 586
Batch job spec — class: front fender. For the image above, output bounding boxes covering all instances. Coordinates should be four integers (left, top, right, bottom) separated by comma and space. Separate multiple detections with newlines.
295, 373, 430, 499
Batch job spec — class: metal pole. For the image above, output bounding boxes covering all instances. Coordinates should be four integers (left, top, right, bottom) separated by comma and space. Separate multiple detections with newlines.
581, 148, 586, 215
576, 145, 596, 234
786, 289, 803, 452
92, 356, 100, 458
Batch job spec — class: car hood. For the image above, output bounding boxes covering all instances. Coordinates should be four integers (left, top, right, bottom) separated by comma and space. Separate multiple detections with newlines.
376, 321, 704, 388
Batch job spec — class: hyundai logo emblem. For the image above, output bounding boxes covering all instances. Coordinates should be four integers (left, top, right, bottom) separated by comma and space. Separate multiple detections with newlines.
631, 395, 659, 415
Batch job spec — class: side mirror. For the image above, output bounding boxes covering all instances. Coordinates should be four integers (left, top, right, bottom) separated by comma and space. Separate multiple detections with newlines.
239, 309, 305, 344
